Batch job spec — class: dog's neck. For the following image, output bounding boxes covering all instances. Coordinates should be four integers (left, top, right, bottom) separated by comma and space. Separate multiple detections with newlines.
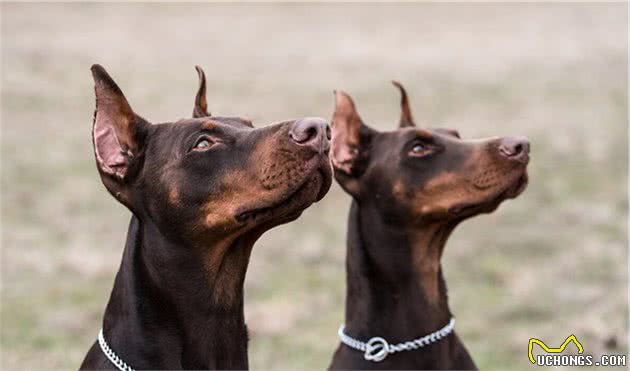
343, 200, 457, 342
101, 215, 254, 369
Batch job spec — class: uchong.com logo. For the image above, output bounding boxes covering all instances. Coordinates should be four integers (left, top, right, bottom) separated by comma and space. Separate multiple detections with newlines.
528, 335, 626, 367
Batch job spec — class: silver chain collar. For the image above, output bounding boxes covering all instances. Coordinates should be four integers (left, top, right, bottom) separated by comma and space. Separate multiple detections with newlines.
98, 328, 136, 371
337, 318, 456, 362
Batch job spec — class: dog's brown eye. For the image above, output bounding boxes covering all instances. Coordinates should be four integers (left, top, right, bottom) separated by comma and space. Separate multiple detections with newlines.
193, 138, 213, 151
412, 143, 425, 153
409, 142, 432, 157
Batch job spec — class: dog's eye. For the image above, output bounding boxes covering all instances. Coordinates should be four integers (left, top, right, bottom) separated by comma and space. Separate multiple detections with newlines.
193, 138, 214, 151
412, 143, 425, 153
409, 142, 431, 157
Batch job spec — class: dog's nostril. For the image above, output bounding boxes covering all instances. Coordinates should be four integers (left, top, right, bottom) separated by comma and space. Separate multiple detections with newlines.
513, 143, 523, 155
289, 117, 330, 148
305, 127, 317, 141
499, 136, 530, 159
290, 126, 316, 143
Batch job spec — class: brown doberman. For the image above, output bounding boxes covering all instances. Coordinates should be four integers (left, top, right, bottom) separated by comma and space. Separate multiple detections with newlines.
328, 83, 529, 370
79, 65, 332, 370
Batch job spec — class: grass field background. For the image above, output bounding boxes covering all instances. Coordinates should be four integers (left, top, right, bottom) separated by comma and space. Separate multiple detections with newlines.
2, 3, 628, 370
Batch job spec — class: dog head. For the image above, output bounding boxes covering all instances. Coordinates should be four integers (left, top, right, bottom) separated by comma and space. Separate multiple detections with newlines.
90, 65, 332, 247
330, 82, 529, 226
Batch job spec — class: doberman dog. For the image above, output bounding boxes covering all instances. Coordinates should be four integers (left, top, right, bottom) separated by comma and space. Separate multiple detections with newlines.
328, 83, 529, 370
79, 65, 332, 370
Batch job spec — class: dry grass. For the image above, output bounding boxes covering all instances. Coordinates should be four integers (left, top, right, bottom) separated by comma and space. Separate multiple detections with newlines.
1, 3, 627, 370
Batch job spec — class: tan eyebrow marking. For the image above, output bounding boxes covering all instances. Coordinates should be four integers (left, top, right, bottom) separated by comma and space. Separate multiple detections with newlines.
416, 129, 433, 139
202, 120, 219, 130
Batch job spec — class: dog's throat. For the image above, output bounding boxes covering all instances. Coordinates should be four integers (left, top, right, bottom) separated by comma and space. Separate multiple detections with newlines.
408, 222, 457, 304
201, 233, 258, 307
99, 216, 251, 369
343, 201, 455, 344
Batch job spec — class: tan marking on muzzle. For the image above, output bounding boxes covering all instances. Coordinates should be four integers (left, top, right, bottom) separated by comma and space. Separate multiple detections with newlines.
200, 128, 303, 228
168, 186, 181, 207
392, 179, 407, 201
203, 169, 256, 228
414, 172, 471, 215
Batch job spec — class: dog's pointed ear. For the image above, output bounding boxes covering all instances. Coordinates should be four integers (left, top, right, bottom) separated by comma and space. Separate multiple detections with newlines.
392, 81, 416, 128
91, 64, 149, 204
193, 65, 210, 118
331, 90, 363, 175
331, 90, 375, 195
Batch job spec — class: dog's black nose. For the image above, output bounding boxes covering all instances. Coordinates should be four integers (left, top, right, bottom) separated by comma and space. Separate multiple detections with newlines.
289, 117, 331, 153
499, 136, 530, 163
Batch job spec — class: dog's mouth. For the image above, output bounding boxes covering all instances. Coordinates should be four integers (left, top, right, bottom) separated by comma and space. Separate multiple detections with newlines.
236, 159, 332, 225
449, 170, 529, 216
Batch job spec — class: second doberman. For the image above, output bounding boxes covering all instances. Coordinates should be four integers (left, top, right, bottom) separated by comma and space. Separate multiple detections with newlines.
329, 83, 530, 370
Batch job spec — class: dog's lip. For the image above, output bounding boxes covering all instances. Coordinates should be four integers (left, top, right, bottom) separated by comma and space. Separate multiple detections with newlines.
315, 156, 333, 201
235, 174, 317, 223
449, 170, 528, 215
506, 170, 528, 198
235, 158, 331, 223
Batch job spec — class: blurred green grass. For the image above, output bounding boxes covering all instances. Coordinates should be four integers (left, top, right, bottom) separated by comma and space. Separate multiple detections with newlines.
1, 3, 627, 370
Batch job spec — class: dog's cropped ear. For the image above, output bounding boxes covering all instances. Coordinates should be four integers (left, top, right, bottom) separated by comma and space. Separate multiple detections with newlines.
331, 90, 375, 195
392, 81, 416, 128
193, 65, 210, 118
91, 64, 149, 204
